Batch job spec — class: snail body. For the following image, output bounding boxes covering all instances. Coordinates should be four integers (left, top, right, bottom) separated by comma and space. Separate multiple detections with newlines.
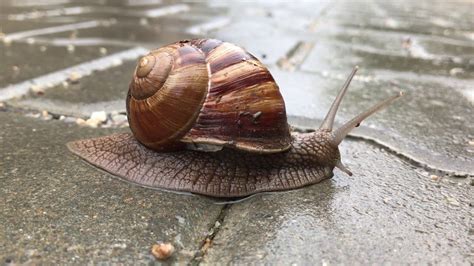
68, 39, 401, 198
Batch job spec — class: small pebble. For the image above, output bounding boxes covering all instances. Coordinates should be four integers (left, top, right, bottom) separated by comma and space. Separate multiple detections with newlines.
151, 243, 175, 260
30, 85, 45, 95
75, 118, 87, 126
82, 111, 107, 128
68, 72, 82, 83
111, 243, 127, 249
139, 18, 149, 26
26, 113, 41, 119
449, 67, 464, 76
111, 58, 123, 67
90, 111, 107, 123
67, 44, 75, 53
446, 197, 460, 206
85, 119, 100, 128
402, 37, 412, 49
25, 249, 41, 258
430, 174, 440, 181
468, 140, 474, 146
63, 116, 77, 123
99, 47, 107, 55
69, 30, 78, 39
111, 114, 127, 125
3, 37, 12, 45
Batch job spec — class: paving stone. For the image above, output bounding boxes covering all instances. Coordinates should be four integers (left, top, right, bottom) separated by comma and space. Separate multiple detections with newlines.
0, 3, 215, 49
0, 112, 223, 264
301, 0, 474, 76
211, 1, 332, 66
0, 19, 71, 34
0, 42, 124, 88
57, 17, 196, 45
213, 21, 298, 66
11, 98, 125, 119
328, 0, 474, 36
37, 61, 136, 103
203, 140, 473, 265
273, 68, 474, 176
290, 0, 474, 175
300, 33, 474, 78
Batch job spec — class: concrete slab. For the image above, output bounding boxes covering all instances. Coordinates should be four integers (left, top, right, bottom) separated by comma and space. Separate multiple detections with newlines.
211, 1, 333, 66
0, 19, 70, 34
281, 0, 474, 175
0, 42, 124, 88
63, 18, 196, 45
273, 68, 474, 176
203, 140, 473, 265
0, 112, 223, 264
39, 61, 136, 103
214, 21, 298, 66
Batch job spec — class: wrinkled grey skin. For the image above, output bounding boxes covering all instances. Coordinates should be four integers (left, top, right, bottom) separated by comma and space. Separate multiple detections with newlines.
67, 131, 339, 198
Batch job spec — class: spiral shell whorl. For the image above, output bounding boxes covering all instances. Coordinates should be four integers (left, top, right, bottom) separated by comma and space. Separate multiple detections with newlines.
127, 44, 208, 151
130, 52, 172, 100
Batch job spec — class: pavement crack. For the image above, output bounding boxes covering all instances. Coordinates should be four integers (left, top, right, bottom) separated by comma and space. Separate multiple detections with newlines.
190, 204, 231, 265
291, 124, 472, 178
277, 41, 315, 71
347, 134, 472, 178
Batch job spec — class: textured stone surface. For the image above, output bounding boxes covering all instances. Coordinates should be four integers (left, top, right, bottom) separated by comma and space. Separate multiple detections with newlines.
0, 112, 223, 264
0, 42, 123, 87
293, 0, 474, 175
203, 140, 473, 264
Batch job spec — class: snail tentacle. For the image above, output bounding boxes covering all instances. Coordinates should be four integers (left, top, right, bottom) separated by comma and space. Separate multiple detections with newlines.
319, 66, 359, 131
332, 91, 403, 145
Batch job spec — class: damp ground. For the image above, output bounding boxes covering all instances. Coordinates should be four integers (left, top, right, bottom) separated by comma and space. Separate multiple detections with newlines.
0, 0, 473, 264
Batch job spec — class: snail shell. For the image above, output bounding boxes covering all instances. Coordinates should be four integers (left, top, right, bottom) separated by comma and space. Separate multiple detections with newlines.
127, 39, 291, 153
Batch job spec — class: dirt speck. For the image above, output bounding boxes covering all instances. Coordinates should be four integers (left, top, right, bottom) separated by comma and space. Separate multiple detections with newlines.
151, 242, 175, 260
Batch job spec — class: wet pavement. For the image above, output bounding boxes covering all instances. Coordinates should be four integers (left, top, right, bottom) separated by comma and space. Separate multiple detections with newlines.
0, 0, 473, 264
0, 112, 222, 264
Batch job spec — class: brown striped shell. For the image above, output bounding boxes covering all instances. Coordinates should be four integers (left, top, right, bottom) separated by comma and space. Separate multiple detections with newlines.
127, 39, 291, 153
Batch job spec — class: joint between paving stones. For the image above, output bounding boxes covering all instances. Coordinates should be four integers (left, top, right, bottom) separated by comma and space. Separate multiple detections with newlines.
190, 204, 231, 265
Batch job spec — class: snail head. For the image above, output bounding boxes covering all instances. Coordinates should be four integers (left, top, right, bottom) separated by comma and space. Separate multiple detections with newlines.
314, 66, 403, 176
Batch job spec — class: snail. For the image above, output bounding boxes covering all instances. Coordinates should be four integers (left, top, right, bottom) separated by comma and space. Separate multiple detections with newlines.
67, 39, 402, 198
